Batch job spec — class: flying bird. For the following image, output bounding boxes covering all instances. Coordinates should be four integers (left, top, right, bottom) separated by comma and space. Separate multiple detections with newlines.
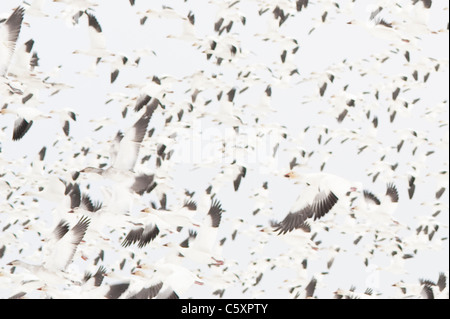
0, 105, 51, 141
7, 216, 90, 287
81, 102, 159, 175
273, 171, 361, 234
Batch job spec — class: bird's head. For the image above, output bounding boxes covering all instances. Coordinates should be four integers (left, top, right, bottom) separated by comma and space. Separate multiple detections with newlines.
162, 242, 179, 250
162, 242, 173, 248
284, 171, 299, 179
0, 108, 12, 115
392, 281, 405, 288
80, 167, 103, 175
131, 270, 146, 277
6, 260, 20, 267
140, 207, 154, 214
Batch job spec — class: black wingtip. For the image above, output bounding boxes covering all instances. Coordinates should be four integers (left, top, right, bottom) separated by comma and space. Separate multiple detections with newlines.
111, 69, 119, 83
85, 12, 102, 33
312, 191, 338, 221
6, 7, 25, 41
363, 190, 381, 205
386, 183, 399, 203
183, 200, 197, 211
12, 119, 33, 141
53, 220, 70, 240
121, 228, 143, 248
74, 216, 91, 234
122, 225, 160, 248
208, 199, 224, 228
272, 207, 313, 235
233, 166, 246, 191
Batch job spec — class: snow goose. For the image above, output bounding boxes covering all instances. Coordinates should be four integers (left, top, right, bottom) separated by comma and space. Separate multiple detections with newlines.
126, 79, 172, 111
419, 272, 449, 299
72, 11, 110, 63
0, 271, 49, 299
49, 108, 77, 137
426, 170, 448, 200
79, 105, 159, 214
352, 183, 400, 224
108, 105, 158, 172
107, 54, 133, 84
0, 105, 51, 141
121, 200, 198, 248
163, 199, 225, 266
7, 216, 90, 289
195, 260, 240, 298
132, 261, 203, 299
346, 14, 409, 47
0, 7, 25, 77
392, 280, 425, 298
393, 273, 448, 299
80, 102, 158, 178
334, 286, 378, 299
207, 161, 247, 193
20, 171, 75, 204
273, 171, 362, 234
6, 38, 39, 80
137, 6, 185, 26
52, 0, 97, 26
58, 265, 109, 299
350, 183, 404, 251
211, 0, 246, 35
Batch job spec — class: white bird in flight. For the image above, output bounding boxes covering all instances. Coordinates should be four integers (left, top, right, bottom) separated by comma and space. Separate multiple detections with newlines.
273, 171, 362, 234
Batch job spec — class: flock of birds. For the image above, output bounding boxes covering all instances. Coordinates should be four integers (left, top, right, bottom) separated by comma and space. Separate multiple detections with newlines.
0, 0, 448, 299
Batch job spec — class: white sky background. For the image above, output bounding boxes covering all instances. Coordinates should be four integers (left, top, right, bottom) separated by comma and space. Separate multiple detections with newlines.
0, 0, 449, 298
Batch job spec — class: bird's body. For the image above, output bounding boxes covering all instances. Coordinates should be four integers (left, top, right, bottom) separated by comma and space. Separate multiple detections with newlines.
7, 216, 90, 295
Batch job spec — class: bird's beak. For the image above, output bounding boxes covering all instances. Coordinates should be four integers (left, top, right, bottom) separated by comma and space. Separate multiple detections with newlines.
284, 171, 296, 179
